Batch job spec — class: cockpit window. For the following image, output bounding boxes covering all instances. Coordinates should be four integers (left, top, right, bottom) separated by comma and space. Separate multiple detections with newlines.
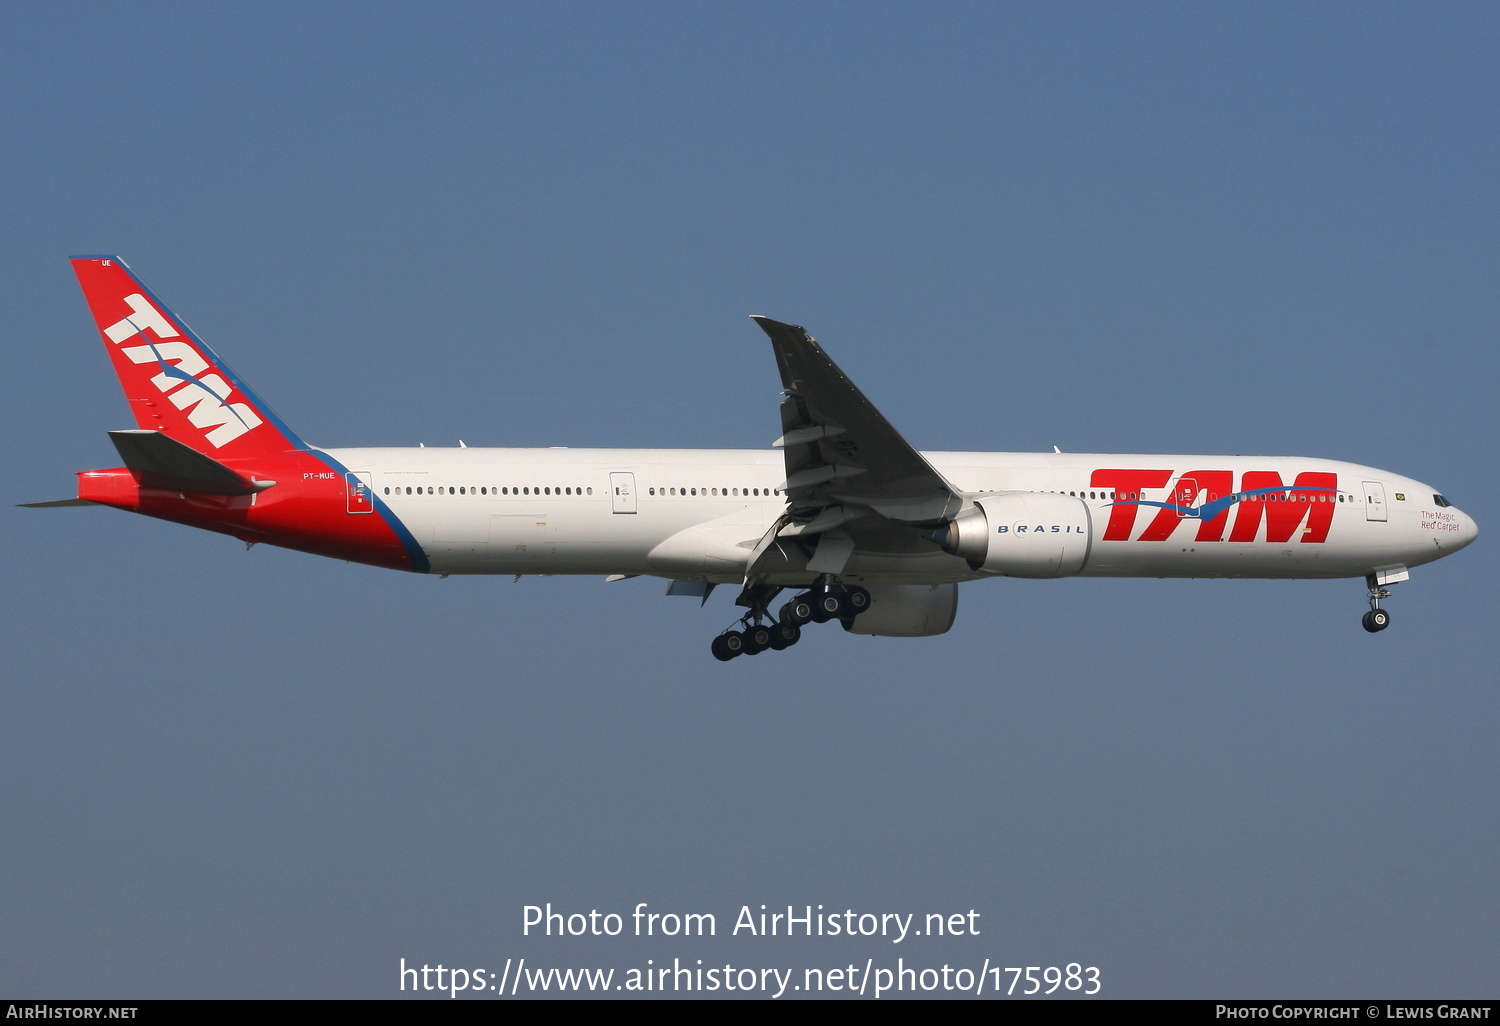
1434, 494, 1452, 508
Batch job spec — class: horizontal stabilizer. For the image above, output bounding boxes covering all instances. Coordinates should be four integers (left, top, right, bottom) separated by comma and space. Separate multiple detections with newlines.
108, 429, 269, 496
18, 498, 99, 508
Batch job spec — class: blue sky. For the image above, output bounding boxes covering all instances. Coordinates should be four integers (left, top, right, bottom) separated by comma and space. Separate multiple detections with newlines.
3, 2, 1497, 999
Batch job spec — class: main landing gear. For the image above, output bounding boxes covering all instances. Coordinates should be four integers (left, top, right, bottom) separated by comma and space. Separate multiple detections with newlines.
710, 621, 801, 660
710, 578, 873, 661
1361, 573, 1392, 633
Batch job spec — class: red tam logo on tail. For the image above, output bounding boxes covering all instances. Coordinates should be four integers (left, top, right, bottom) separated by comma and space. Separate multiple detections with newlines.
72, 257, 299, 457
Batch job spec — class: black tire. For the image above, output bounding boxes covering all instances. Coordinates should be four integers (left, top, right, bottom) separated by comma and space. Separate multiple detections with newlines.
744, 625, 772, 654
813, 592, 842, 623
769, 622, 801, 650
711, 634, 737, 661
1363, 609, 1390, 633
845, 586, 871, 613
781, 597, 814, 627
722, 631, 747, 657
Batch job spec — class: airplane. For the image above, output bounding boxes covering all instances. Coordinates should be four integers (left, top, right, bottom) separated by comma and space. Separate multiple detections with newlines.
26, 256, 1478, 661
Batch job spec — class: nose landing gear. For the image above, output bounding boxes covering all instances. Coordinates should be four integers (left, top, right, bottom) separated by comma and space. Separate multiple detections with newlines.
1361, 572, 1396, 633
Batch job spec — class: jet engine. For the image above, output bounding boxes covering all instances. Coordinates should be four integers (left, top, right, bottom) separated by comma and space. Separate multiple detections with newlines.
841, 583, 959, 637
928, 492, 1093, 578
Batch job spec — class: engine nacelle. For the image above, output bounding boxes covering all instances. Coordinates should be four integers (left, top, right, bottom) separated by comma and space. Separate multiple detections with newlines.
930, 492, 1093, 578
841, 583, 958, 637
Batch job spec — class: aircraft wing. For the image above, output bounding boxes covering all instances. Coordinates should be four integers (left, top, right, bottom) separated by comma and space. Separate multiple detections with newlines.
752, 316, 963, 526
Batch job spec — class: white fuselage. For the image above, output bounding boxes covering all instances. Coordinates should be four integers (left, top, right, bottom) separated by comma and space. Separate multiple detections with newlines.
328, 446, 1477, 583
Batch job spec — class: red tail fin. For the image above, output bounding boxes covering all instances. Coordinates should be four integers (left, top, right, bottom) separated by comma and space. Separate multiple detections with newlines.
71, 256, 305, 457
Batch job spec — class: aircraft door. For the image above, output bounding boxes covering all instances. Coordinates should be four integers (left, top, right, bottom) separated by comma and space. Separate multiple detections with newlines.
345, 472, 374, 514
609, 472, 637, 514
1171, 476, 1199, 516
1363, 480, 1387, 522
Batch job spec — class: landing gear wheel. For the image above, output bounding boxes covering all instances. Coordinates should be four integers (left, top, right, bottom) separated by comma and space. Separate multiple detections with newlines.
743, 625, 773, 654
780, 597, 814, 627
813, 592, 843, 623
834, 587, 873, 618
1362, 574, 1395, 635
712, 632, 745, 661
768, 622, 801, 650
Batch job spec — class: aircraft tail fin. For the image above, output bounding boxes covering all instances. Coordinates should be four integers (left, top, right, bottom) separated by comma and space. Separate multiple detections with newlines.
70, 256, 306, 458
